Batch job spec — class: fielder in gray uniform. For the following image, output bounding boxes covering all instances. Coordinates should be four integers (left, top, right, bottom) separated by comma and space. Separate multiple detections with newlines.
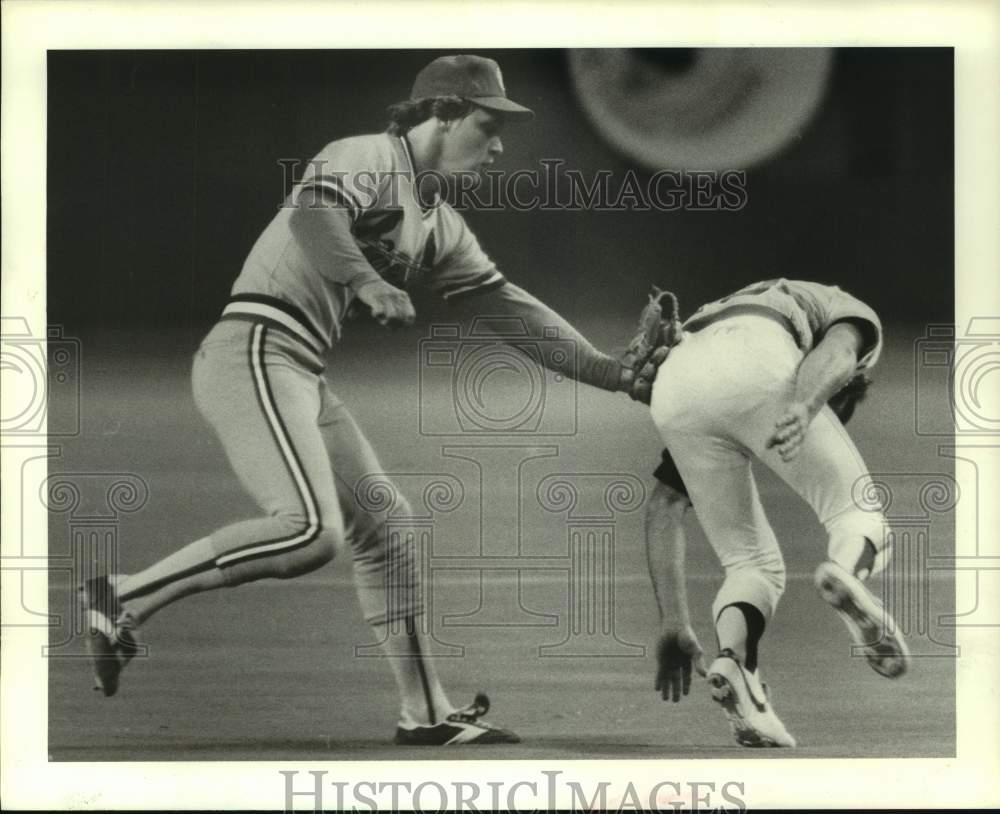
645, 278, 909, 748
81, 55, 639, 746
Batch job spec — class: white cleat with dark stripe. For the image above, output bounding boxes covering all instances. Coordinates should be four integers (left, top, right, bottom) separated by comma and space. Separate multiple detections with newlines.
814, 561, 911, 679
707, 651, 797, 748
393, 693, 521, 746
80, 575, 139, 697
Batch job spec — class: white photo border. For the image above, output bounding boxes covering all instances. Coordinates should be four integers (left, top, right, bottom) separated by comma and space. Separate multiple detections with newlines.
2, 0, 998, 809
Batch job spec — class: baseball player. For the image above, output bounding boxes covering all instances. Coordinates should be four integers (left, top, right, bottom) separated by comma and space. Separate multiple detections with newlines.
639, 278, 909, 748
80, 55, 641, 746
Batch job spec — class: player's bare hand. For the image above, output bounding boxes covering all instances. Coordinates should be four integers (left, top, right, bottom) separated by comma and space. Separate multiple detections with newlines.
354, 279, 416, 328
766, 402, 812, 462
655, 626, 707, 703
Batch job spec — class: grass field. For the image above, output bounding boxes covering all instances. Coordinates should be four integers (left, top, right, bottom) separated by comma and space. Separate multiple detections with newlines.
46, 319, 956, 760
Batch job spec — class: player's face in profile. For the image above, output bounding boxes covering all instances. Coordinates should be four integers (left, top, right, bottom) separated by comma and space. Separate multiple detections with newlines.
437, 107, 505, 176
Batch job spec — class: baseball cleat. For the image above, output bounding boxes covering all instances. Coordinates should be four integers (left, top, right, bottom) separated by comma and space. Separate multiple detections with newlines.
80, 575, 139, 697
393, 692, 521, 746
814, 561, 910, 679
707, 651, 796, 748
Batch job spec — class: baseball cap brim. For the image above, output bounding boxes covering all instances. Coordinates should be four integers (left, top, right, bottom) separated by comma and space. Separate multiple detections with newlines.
470, 96, 535, 119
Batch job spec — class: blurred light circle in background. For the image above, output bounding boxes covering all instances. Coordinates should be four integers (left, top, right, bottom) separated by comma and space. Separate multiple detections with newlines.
567, 48, 834, 171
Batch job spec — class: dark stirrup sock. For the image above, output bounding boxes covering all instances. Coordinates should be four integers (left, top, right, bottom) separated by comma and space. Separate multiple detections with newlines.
717, 602, 767, 673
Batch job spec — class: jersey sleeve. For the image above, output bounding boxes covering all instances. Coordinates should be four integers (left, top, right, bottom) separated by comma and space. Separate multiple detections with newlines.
426, 206, 507, 303
819, 287, 883, 370
294, 135, 395, 223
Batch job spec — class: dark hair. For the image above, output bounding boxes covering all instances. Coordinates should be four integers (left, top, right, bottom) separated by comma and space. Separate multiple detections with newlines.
386, 95, 473, 135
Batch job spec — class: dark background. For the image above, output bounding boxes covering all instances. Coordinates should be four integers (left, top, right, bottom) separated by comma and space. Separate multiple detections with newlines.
46, 49, 956, 760
48, 48, 953, 337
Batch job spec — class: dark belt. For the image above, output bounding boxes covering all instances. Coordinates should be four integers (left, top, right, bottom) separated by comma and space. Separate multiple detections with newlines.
219, 294, 328, 356
684, 303, 799, 345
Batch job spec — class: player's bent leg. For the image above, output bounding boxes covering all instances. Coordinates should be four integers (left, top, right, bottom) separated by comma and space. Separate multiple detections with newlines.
711, 551, 785, 671
84, 323, 347, 697
815, 479, 909, 679
753, 406, 892, 575
708, 588, 794, 749
753, 407, 909, 678
707, 566, 796, 748
654, 428, 794, 745
119, 325, 345, 620
198, 324, 346, 582
671, 448, 787, 662
814, 561, 910, 678
319, 393, 518, 744
712, 559, 786, 628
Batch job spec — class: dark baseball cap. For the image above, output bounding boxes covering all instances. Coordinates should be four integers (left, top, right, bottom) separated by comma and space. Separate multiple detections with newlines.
410, 55, 534, 119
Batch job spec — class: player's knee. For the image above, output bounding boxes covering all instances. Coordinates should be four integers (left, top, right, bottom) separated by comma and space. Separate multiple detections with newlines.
272, 527, 342, 578
269, 511, 344, 579
724, 545, 785, 593
313, 524, 345, 563
767, 560, 787, 598
714, 556, 786, 622
350, 492, 414, 556
755, 547, 786, 597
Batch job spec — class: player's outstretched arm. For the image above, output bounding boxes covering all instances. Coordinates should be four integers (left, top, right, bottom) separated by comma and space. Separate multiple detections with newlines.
646, 482, 707, 703
453, 281, 632, 393
766, 321, 865, 461
289, 189, 415, 327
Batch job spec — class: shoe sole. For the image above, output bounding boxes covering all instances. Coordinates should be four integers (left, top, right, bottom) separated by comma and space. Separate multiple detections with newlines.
708, 673, 786, 748
394, 726, 521, 746
463, 728, 521, 745
80, 577, 131, 697
815, 564, 910, 679
85, 611, 123, 697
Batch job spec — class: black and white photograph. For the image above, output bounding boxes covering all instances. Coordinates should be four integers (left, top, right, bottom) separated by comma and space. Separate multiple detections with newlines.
2, 1, 998, 811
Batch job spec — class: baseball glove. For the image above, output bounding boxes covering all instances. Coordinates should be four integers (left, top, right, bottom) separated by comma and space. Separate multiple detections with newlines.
623, 286, 684, 404
828, 371, 872, 425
